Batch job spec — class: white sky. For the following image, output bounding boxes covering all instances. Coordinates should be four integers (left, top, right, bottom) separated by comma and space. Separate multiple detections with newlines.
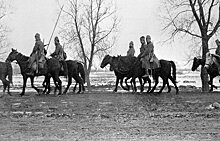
4, 0, 197, 68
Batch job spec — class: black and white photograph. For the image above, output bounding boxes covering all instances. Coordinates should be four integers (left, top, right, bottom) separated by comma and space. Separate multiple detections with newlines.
0, 0, 220, 140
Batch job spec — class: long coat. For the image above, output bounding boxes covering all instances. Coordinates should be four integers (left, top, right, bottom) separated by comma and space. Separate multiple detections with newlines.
127, 47, 135, 57
52, 43, 65, 61
140, 42, 160, 69
31, 40, 45, 58
29, 39, 46, 69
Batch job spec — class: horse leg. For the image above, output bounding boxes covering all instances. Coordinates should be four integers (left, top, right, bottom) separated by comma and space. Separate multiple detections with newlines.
43, 76, 50, 94
125, 77, 130, 90
150, 76, 159, 93
114, 77, 119, 92
208, 76, 217, 91
3, 82, 6, 93
73, 83, 77, 93
63, 76, 72, 94
132, 78, 137, 92
169, 76, 179, 94
74, 75, 83, 94
158, 78, 167, 94
138, 77, 143, 93
120, 78, 129, 91
167, 80, 171, 93
6, 80, 11, 96
145, 77, 151, 93
30, 76, 40, 94
56, 78, 62, 95
20, 76, 28, 96
82, 82, 85, 93
52, 74, 62, 95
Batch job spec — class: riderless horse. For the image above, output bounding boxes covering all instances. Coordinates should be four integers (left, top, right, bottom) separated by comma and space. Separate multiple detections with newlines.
0, 61, 13, 95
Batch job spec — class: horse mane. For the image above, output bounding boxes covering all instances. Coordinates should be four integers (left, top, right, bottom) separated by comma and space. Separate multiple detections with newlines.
17, 52, 29, 62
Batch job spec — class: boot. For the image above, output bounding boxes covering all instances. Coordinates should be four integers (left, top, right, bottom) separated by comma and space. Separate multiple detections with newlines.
143, 69, 149, 77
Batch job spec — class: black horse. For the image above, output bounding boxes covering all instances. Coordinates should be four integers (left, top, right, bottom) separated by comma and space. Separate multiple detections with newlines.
6, 49, 63, 96
107, 55, 178, 94
149, 60, 179, 94
192, 57, 219, 91
100, 55, 151, 93
43, 60, 85, 94
0, 61, 13, 95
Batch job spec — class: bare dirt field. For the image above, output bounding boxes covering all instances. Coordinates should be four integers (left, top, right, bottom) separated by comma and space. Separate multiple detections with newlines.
0, 87, 220, 141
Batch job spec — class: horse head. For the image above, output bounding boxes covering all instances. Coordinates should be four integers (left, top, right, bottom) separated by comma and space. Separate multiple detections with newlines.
6, 48, 19, 62
191, 56, 202, 71
100, 55, 112, 68
204, 52, 214, 69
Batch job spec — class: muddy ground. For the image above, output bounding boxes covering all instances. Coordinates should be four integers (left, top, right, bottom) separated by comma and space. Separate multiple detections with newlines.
0, 87, 220, 141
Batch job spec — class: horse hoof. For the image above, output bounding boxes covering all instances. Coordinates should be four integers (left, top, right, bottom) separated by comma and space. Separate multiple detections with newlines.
8, 92, 12, 96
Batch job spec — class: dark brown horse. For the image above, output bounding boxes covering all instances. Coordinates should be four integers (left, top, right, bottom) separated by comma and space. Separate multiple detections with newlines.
100, 55, 151, 93
6, 49, 63, 96
43, 60, 85, 94
192, 56, 219, 91
0, 61, 13, 95
149, 59, 179, 94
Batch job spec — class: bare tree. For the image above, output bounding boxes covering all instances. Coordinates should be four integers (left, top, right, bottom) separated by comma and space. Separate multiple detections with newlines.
161, 0, 220, 92
60, 0, 118, 89
0, 0, 10, 60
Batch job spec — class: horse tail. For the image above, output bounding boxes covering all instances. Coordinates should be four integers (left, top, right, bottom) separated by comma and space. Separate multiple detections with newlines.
169, 61, 176, 81
77, 62, 85, 83
7, 62, 13, 84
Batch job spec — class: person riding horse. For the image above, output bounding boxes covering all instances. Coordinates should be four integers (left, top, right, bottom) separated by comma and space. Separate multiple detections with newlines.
127, 41, 135, 57
51, 36, 68, 76
138, 35, 160, 77
206, 39, 220, 75
27, 33, 47, 75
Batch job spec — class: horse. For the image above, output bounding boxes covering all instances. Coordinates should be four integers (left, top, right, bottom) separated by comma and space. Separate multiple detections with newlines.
100, 55, 151, 93
192, 56, 218, 91
43, 60, 85, 94
149, 59, 179, 94
6, 48, 63, 96
107, 55, 178, 94
0, 61, 13, 95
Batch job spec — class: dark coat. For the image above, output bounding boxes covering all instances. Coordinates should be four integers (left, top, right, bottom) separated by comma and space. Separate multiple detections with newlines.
140, 42, 160, 69
52, 43, 65, 61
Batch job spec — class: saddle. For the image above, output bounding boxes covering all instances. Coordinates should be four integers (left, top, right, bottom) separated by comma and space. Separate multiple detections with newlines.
30, 56, 47, 74
117, 56, 136, 72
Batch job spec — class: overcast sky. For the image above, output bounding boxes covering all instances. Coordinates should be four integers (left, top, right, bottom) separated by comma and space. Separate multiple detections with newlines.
4, 0, 202, 68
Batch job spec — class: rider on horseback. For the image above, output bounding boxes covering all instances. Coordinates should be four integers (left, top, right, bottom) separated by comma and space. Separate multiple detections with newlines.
51, 36, 68, 76
27, 33, 47, 75
213, 39, 220, 74
127, 41, 135, 57
138, 35, 160, 77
